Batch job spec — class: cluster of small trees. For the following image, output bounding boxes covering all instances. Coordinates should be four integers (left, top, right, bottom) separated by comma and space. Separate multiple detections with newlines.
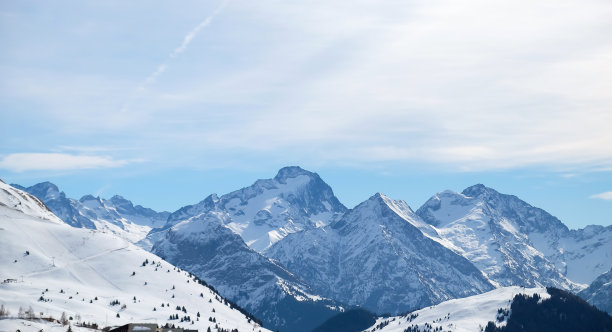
14, 306, 37, 320
0, 304, 10, 317
402, 323, 442, 332
373, 319, 390, 330
216, 328, 240, 332
495, 308, 510, 322
78, 321, 99, 329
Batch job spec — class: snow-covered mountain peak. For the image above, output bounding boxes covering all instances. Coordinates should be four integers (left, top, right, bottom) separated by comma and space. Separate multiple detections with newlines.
12, 181, 62, 201
273, 165, 316, 183
79, 194, 100, 203
328, 192, 445, 243
163, 166, 347, 252
267, 191, 494, 315
336, 192, 418, 227
170, 211, 231, 239
109, 194, 129, 204
461, 183, 496, 198
14, 182, 170, 242
416, 185, 586, 289
166, 193, 220, 225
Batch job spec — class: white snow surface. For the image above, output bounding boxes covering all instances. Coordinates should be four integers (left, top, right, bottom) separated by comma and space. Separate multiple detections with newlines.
70, 195, 168, 243
0, 180, 63, 224
220, 174, 342, 251
416, 187, 590, 290
13, 182, 170, 245
0, 186, 270, 332
164, 167, 346, 252
363, 286, 550, 332
266, 192, 494, 315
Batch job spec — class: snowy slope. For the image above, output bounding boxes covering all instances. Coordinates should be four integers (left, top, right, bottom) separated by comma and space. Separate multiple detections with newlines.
0, 180, 63, 224
578, 267, 612, 314
266, 193, 494, 315
150, 208, 344, 332
363, 286, 550, 332
14, 182, 170, 243
416, 185, 584, 289
0, 184, 270, 332
161, 166, 346, 252
533, 224, 612, 284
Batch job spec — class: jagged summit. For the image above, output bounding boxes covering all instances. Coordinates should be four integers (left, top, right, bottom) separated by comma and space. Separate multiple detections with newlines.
461, 183, 495, 197
109, 194, 128, 202
371, 192, 387, 200
274, 165, 317, 183
15, 181, 169, 242
12, 181, 62, 201
161, 166, 347, 252
79, 194, 99, 202
416, 185, 583, 289
165, 193, 220, 225
332, 192, 416, 231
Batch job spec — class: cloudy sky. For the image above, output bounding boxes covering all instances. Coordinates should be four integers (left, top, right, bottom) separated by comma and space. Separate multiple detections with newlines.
1, 0, 611, 228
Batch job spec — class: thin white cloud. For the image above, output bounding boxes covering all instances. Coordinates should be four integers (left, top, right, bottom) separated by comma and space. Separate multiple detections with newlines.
0, 153, 129, 172
4, 0, 612, 172
170, 0, 228, 58
121, 0, 228, 113
590, 191, 612, 201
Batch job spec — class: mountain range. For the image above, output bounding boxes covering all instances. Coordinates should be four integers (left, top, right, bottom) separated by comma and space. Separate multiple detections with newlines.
266, 192, 494, 314
13, 182, 169, 243
5, 166, 611, 330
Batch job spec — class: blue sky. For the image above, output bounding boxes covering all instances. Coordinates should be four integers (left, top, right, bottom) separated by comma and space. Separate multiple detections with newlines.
1, 0, 611, 228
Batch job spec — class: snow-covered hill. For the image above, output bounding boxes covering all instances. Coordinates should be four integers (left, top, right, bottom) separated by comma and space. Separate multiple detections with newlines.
0, 183, 270, 332
363, 286, 550, 332
0, 180, 63, 224
149, 207, 344, 332
415, 184, 601, 289
160, 166, 347, 252
13, 181, 170, 243
266, 192, 494, 315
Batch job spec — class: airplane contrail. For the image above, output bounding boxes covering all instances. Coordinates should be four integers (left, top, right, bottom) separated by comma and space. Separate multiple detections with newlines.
170, 1, 228, 58
121, 0, 229, 112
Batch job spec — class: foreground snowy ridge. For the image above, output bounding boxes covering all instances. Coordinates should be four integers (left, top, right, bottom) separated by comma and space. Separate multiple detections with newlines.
0, 182, 271, 332
363, 286, 550, 332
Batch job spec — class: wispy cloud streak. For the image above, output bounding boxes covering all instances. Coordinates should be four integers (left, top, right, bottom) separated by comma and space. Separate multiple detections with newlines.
121, 0, 228, 111
170, 1, 228, 58
0, 153, 129, 172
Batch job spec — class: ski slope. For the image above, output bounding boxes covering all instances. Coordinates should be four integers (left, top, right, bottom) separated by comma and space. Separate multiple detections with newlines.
0, 184, 270, 332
